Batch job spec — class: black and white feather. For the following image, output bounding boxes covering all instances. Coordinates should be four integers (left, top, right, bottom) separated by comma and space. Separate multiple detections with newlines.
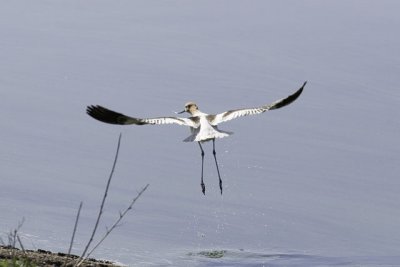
86, 81, 306, 142
87, 82, 305, 195
87, 105, 199, 127
208, 81, 306, 125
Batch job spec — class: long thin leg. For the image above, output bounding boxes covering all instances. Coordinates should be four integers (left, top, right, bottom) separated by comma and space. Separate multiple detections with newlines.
212, 139, 223, 195
198, 142, 206, 195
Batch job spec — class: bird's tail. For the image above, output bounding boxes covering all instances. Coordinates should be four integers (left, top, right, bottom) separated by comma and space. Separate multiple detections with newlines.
183, 130, 233, 142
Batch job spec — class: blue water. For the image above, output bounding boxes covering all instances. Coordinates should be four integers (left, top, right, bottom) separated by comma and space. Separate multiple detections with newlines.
1, 1, 400, 266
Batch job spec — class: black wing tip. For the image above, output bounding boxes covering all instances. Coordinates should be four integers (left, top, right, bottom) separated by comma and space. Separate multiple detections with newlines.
86, 105, 119, 124
296, 80, 307, 93
86, 105, 139, 125
268, 81, 306, 110
86, 105, 106, 117
86, 104, 99, 113
285, 81, 307, 102
295, 80, 307, 97
86, 105, 95, 115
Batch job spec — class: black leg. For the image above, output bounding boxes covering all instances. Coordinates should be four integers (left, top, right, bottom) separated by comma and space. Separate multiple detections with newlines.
212, 139, 223, 195
198, 142, 205, 195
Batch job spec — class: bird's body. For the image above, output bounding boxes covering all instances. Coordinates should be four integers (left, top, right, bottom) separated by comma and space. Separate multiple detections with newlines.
87, 81, 307, 194
183, 110, 232, 142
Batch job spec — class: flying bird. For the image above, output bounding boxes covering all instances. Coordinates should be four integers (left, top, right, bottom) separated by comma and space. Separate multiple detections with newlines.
87, 81, 306, 195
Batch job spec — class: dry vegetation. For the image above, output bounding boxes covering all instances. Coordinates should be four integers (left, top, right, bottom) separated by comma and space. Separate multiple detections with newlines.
1, 134, 148, 266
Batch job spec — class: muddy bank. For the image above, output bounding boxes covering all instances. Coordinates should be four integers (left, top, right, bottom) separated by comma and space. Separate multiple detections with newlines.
0, 246, 123, 267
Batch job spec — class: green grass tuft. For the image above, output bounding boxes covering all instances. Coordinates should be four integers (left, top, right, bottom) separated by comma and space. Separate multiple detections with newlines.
0, 258, 36, 267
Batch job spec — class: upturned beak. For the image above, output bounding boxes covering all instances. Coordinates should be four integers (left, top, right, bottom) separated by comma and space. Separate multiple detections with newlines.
175, 110, 185, 114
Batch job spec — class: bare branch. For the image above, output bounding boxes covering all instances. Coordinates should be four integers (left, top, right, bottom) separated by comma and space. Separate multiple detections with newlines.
16, 234, 26, 253
83, 184, 149, 260
77, 133, 122, 262
68, 201, 83, 255
7, 217, 25, 248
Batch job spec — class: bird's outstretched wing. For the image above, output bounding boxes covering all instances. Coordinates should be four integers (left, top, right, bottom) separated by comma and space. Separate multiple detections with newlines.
87, 105, 198, 127
208, 81, 306, 125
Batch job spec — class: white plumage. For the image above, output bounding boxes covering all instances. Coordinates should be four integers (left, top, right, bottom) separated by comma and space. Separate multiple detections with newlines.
87, 81, 306, 194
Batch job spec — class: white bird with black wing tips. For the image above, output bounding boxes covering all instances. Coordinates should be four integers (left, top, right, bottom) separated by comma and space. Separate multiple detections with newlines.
87, 81, 307, 195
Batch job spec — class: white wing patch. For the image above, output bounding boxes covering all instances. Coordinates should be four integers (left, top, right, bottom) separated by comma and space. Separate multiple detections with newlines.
208, 108, 266, 125
208, 81, 306, 125
142, 117, 199, 127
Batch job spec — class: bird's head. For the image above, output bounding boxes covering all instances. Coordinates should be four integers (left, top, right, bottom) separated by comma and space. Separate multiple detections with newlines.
177, 102, 199, 115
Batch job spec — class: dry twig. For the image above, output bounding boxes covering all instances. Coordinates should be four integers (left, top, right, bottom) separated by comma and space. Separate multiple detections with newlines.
78, 133, 122, 262
68, 201, 83, 255
73, 133, 149, 266
83, 184, 149, 262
